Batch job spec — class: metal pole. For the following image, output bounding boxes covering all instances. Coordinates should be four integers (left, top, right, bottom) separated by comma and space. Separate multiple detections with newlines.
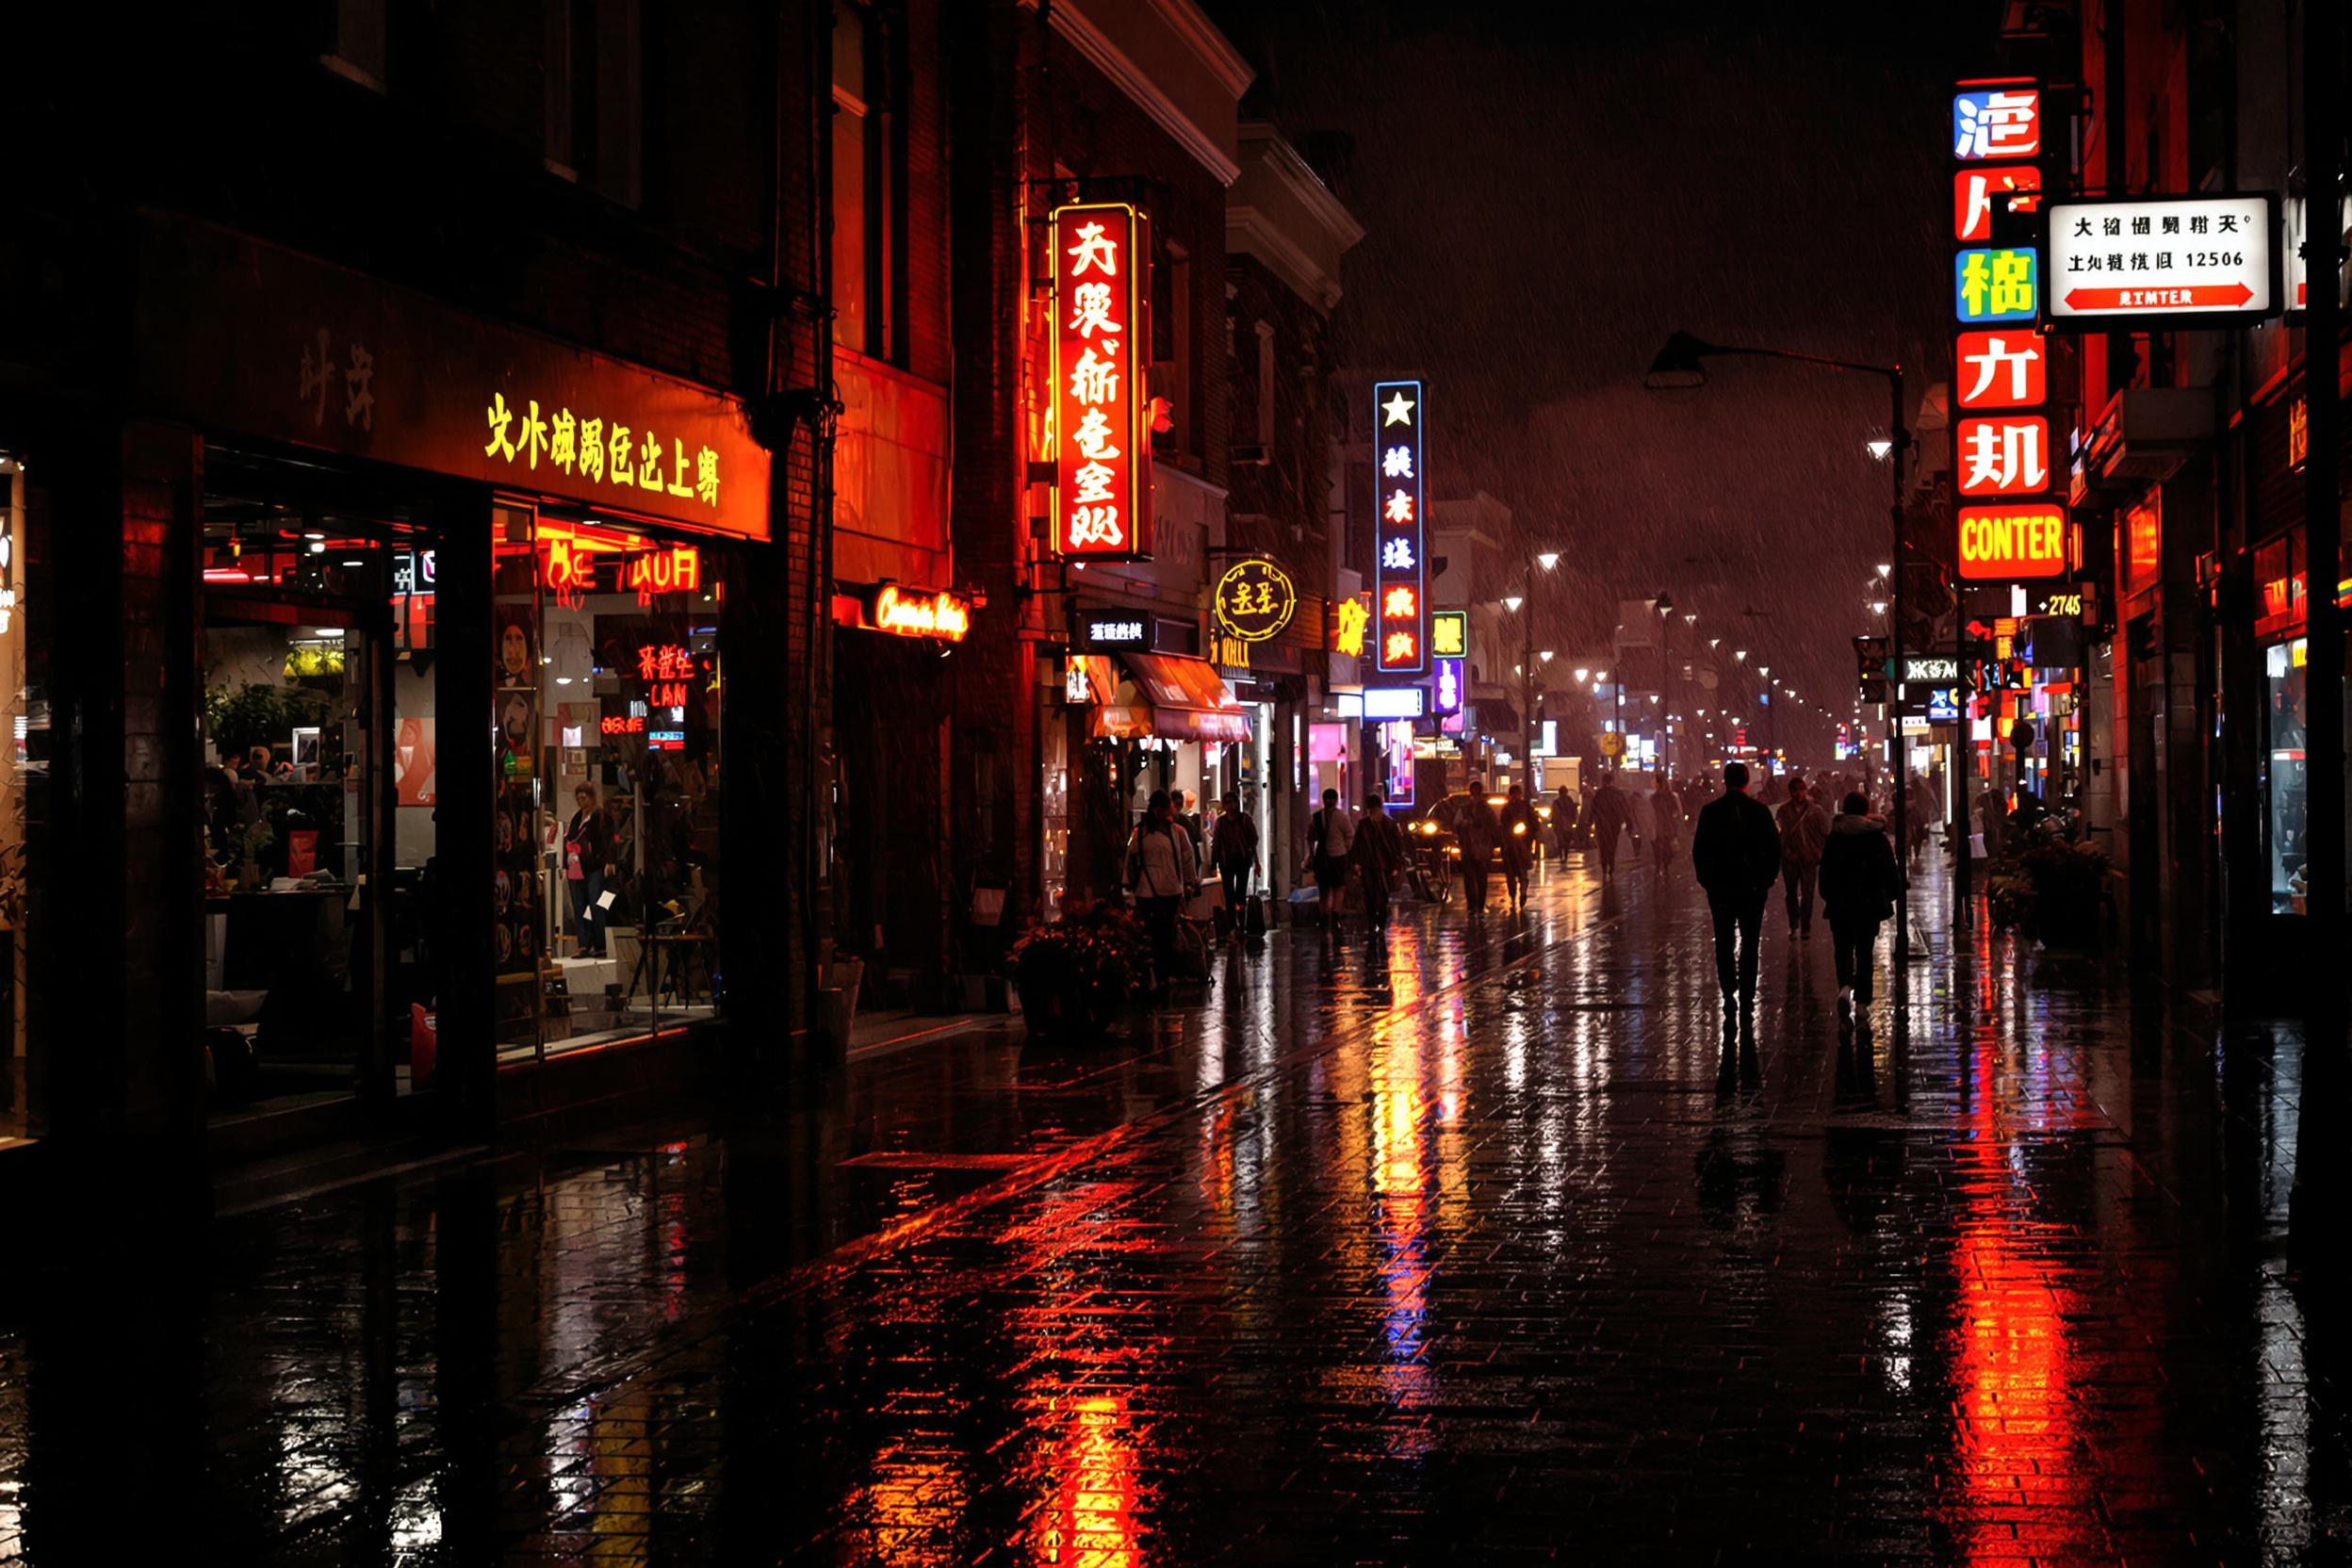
2290, 0, 2344, 1261
1661, 609, 1672, 785
1889, 368, 1910, 972
1954, 548, 1971, 933
1523, 562, 1537, 797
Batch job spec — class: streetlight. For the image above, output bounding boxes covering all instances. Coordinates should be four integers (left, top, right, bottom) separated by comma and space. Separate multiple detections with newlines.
1519, 553, 1560, 797
1655, 592, 1674, 782
1647, 328, 1917, 969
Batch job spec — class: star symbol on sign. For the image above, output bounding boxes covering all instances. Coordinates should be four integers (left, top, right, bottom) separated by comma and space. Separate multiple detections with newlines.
1380, 390, 1415, 426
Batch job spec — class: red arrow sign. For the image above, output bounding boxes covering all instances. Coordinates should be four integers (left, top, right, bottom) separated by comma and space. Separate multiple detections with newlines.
2063, 281, 2254, 311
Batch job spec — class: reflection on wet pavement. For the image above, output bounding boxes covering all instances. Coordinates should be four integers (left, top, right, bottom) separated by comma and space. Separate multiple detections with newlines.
0, 848, 2342, 1562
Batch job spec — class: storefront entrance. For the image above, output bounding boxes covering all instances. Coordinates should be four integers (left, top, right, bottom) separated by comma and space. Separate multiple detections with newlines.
197, 448, 418, 1121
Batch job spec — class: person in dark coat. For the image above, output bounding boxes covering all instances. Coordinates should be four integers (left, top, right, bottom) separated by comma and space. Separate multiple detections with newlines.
1818, 790, 1904, 1024
1352, 788, 1406, 934
1587, 772, 1638, 882
1690, 761, 1781, 1039
1498, 783, 1540, 909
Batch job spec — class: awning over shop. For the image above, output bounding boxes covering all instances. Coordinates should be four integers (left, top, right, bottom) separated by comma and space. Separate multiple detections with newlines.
1091, 652, 1251, 744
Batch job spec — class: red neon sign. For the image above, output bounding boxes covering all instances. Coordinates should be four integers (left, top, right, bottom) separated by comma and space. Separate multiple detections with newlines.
1372, 380, 1426, 674
600, 713, 645, 736
636, 644, 694, 683
628, 546, 700, 601
1958, 503, 2073, 580
1952, 165, 2040, 242
866, 583, 972, 641
1953, 330, 2046, 410
1049, 203, 1152, 562
1956, 415, 2052, 498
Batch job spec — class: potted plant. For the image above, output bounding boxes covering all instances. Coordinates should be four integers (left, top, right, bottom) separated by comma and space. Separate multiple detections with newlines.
1987, 832, 2109, 948
1009, 900, 1148, 1039
238, 819, 275, 891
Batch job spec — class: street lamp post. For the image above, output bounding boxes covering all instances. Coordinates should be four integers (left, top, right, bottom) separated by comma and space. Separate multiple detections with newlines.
1522, 552, 1560, 797
1655, 592, 1674, 783
1648, 331, 1912, 972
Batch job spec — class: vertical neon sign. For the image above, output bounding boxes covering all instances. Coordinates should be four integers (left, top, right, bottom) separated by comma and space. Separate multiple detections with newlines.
1373, 380, 1425, 674
1049, 202, 1152, 562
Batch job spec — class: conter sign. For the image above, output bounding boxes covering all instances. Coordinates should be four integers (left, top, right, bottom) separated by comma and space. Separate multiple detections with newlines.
2045, 194, 2278, 329
1958, 502, 2073, 580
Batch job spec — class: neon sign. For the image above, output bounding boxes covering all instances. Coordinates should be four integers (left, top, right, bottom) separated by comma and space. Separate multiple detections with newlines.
537, 535, 701, 607
1049, 203, 1152, 562
482, 394, 721, 510
866, 583, 972, 642
1429, 610, 1466, 659
1373, 380, 1426, 674
1331, 594, 1370, 658
1958, 504, 2073, 580
1956, 415, 2051, 498
1954, 331, 2046, 410
628, 546, 701, 600
1432, 657, 1463, 716
1213, 558, 1297, 644
1952, 86, 2041, 160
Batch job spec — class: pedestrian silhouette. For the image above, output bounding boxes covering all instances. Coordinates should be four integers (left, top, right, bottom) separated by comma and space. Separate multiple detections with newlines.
1690, 761, 1781, 1046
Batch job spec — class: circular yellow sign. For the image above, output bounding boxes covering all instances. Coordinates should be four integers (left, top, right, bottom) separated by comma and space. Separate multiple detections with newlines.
1599, 732, 1625, 758
1213, 558, 1298, 644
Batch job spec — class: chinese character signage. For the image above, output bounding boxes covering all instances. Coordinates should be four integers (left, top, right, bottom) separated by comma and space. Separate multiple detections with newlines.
1958, 503, 2073, 579
1953, 330, 2046, 409
2045, 195, 2278, 327
133, 216, 769, 539
1429, 610, 1467, 659
1213, 557, 1298, 644
1432, 657, 1464, 716
1373, 380, 1426, 674
1952, 87, 2041, 160
1953, 166, 2041, 243
1331, 593, 1370, 658
1955, 248, 2039, 322
1947, 79, 2067, 595
1956, 414, 2052, 498
1050, 203, 1152, 561
1083, 613, 1149, 649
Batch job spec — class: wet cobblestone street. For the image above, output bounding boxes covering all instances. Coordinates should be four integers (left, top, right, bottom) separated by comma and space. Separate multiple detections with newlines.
2, 852, 2344, 1564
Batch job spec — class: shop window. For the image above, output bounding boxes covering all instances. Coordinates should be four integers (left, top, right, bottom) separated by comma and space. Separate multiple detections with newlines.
497, 511, 724, 1059
2266, 637, 2309, 914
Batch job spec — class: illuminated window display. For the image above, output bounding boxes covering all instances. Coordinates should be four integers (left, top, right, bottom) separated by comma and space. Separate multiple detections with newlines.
492, 510, 725, 1057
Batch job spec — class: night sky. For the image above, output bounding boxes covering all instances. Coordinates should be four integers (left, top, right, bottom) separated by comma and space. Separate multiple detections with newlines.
1210, 2, 1969, 751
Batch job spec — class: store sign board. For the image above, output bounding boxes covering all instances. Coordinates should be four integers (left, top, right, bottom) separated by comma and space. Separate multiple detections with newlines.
132, 216, 769, 538
1955, 247, 2039, 322
1900, 655, 1961, 684
1372, 380, 1426, 674
1082, 613, 1149, 648
1954, 165, 2042, 242
1431, 657, 1464, 716
1362, 685, 1427, 720
2045, 194, 2278, 326
1952, 86, 2042, 160
1953, 330, 2047, 410
2290, 396, 2310, 470
1049, 202, 1152, 561
863, 583, 972, 642
1429, 610, 1467, 659
1958, 502, 2073, 579
1331, 593, 1370, 658
1956, 414, 2052, 497
1213, 557, 1297, 644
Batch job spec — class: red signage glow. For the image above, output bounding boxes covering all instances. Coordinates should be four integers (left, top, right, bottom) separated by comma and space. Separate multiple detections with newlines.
1953, 330, 2046, 410
866, 583, 972, 642
1956, 414, 2052, 498
1952, 165, 2040, 242
1958, 504, 2073, 580
1049, 203, 1152, 562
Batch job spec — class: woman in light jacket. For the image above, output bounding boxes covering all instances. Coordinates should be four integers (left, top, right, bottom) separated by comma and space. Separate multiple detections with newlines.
1126, 789, 1199, 992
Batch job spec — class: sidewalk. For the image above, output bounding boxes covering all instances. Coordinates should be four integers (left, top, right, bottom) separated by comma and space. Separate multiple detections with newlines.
0, 847, 2336, 1563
